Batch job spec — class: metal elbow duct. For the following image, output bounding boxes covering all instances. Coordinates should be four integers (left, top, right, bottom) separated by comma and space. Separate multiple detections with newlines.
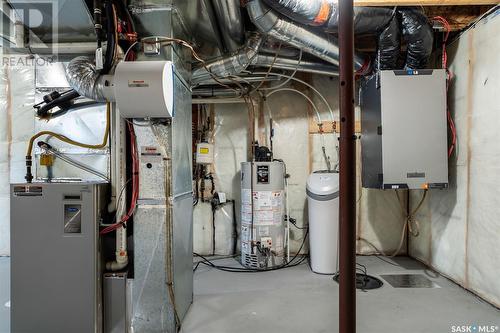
246, 0, 367, 72
65, 56, 114, 102
398, 8, 434, 69
192, 34, 263, 85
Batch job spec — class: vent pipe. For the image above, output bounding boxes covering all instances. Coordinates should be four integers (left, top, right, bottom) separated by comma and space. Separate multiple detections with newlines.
191, 34, 263, 85
65, 56, 115, 102
399, 8, 434, 69
260, 0, 433, 70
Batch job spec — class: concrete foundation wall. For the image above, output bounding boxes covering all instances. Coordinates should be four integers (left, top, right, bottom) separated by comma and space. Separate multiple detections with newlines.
409, 9, 500, 307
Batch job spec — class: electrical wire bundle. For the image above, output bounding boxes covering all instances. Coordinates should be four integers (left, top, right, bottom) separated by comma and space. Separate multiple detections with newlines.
433, 16, 457, 158
193, 229, 309, 273
100, 122, 139, 235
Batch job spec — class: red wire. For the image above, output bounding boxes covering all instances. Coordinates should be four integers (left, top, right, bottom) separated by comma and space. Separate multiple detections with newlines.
101, 122, 139, 235
433, 16, 456, 158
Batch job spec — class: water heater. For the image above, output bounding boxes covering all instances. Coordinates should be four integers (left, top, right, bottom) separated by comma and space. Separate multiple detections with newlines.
241, 161, 286, 269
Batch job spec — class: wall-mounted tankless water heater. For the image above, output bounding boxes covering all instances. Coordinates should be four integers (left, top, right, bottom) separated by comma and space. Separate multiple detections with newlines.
114, 61, 175, 118
361, 69, 449, 190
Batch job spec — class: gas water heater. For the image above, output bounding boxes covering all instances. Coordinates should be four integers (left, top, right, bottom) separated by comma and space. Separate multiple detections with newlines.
241, 161, 286, 269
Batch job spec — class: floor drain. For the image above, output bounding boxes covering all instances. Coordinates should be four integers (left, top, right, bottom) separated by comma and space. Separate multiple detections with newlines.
380, 274, 440, 288
333, 273, 384, 290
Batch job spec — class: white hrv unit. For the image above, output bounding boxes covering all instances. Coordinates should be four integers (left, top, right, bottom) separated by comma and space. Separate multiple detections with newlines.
307, 172, 340, 274
114, 61, 175, 118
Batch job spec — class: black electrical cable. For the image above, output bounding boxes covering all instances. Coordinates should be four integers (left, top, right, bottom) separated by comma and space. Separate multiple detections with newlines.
332, 262, 384, 291
34, 90, 81, 118
39, 101, 100, 119
93, 0, 103, 48
193, 229, 309, 273
230, 200, 237, 255
211, 203, 216, 256
101, 0, 115, 75
193, 254, 238, 273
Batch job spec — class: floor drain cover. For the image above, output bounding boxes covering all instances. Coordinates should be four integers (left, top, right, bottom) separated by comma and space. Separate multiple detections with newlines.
333, 273, 384, 290
381, 274, 440, 288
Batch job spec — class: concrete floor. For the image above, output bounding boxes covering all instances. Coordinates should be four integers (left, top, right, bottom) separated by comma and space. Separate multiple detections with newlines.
0, 256, 498, 333
181, 256, 500, 333
0, 258, 10, 333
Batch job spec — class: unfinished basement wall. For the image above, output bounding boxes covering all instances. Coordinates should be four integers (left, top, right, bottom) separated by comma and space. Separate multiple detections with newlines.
409, 9, 500, 307
0, 61, 35, 256
194, 76, 406, 256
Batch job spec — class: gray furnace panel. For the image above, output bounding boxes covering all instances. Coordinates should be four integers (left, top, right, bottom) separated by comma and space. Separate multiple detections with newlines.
361, 70, 448, 190
11, 183, 107, 333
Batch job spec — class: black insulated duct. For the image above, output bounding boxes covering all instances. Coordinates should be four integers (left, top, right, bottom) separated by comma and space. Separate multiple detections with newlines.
376, 15, 401, 70
398, 8, 434, 69
260, 0, 434, 70
261, 0, 394, 34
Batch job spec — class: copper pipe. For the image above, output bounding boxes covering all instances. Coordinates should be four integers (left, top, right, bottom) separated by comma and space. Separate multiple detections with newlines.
338, 0, 356, 331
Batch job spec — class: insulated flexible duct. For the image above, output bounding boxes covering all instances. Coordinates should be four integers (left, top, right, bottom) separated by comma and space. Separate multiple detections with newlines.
376, 15, 400, 70
260, 0, 433, 69
398, 8, 434, 69
261, 0, 394, 34
65, 56, 113, 102
246, 0, 367, 71
192, 34, 263, 85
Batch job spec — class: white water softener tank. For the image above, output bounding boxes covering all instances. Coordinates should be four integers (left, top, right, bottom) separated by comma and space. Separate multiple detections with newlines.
307, 172, 340, 274
241, 161, 286, 269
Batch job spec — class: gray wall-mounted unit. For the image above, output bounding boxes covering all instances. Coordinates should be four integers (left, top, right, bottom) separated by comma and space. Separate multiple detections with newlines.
361, 69, 448, 190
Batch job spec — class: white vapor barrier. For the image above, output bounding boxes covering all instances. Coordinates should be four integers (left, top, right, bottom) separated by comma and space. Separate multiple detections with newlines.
409, 9, 500, 307
0, 62, 35, 256
193, 77, 405, 256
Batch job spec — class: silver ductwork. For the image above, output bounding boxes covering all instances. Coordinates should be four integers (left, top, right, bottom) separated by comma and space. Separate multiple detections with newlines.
65, 56, 114, 102
192, 46, 339, 85
193, 87, 241, 97
211, 0, 245, 53
252, 54, 338, 76
261, 0, 434, 70
246, 0, 367, 71
260, 0, 395, 34
192, 34, 263, 85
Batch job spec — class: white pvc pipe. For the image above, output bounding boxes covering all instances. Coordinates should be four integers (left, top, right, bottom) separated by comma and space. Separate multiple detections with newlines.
253, 71, 335, 122
265, 88, 322, 123
285, 176, 291, 262
106, 108, 129, 271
